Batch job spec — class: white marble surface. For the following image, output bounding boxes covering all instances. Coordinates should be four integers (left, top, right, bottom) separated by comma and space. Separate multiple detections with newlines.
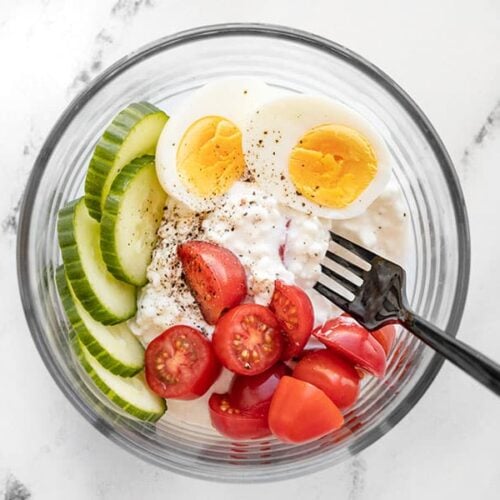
1, 1, 500, 498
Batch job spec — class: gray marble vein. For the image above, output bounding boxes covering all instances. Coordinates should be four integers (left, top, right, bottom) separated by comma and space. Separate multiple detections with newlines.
2, 131, 43, 237
69, 29, 114, 92
69, 0, 157, 95
1, 198, 20, 236
461, 99, 500, 169
3, 475, 31, 500
111, 0, 155, 19
348, 456, 366, 500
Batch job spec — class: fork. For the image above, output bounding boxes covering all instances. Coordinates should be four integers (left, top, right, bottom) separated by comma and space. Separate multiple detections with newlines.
314, 231, 500, 396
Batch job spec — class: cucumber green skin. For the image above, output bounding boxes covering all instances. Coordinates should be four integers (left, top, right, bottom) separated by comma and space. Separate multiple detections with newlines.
85, 102, 168, 222
100, 155, 166, 286
55, 266, 144, 377
73, 340, 166, 423
58, 198, 137, 325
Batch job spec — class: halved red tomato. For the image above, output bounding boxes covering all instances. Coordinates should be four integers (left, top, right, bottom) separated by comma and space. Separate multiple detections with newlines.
145, 325, 221, 399
213, 304, 283, 375
268, 376, 344, 443
229, 361, 290, 413
269, 280, 314, 360
208, 393, 270, 439
293, 349, 360, 410
178, 241, 247, 325
372, 324, 397, 355
313, 315, 386, 378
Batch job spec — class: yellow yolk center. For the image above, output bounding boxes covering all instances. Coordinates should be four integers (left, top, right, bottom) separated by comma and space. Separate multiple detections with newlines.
177, 115, 245, 198
289, 124, 378, 208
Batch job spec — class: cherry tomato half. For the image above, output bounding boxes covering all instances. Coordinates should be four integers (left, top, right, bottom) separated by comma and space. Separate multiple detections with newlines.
268, 376, 344, 443
213, 304, 283, 375
229, 361, 291, 414
208, 393, 270, 440
178, 241, 247, 325
372, 324, 397, 355
145, 325, 221, 399
270, 280, 314, 360
293, 349, 360, 410
313, 315, 386, 378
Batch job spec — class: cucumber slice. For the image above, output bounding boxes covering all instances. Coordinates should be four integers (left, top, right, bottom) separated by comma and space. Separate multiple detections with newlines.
101, 155, 167, 286
75, 340, 166, 422
85, 102, 168, 221
55, 266, 144, 377
58, 198, 137, 325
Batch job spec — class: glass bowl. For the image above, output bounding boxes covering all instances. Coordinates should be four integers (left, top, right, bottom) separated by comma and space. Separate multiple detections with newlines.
17, 24, 470, 482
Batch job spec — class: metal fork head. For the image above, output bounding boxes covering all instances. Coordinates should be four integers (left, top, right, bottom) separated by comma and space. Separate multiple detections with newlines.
314, 232, 407, 330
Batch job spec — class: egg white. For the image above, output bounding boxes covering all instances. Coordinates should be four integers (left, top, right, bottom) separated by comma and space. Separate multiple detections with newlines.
243, 95, 392, 219
156, 78, 284, 212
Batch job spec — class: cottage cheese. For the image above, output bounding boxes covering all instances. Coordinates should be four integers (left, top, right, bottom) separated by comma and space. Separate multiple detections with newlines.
131, 176, 409, 430
130, 202, 210, 344
202, 182, 293, 304
132, 178, 408, 345
330, 177, 408, 265
132, 181, 334, 343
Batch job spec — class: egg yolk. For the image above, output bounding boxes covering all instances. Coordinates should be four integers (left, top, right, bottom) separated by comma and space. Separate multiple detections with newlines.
289, 124, 378, 208
177, 116, 245, 198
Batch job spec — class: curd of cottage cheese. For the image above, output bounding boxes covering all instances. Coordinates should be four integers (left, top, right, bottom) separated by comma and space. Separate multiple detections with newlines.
130, 203, 209, 345
131, 177, 409, 430
202, 182, 294, 304
330, 177, 408, 265
201, 182, 330, 305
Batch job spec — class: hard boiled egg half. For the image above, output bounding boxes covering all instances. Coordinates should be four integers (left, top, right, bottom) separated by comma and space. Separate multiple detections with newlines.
244, 95, 392, 219
156, 78, 282, 212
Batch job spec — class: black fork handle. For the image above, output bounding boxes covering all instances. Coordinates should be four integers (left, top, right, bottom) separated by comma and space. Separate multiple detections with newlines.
402, 311, 500, 396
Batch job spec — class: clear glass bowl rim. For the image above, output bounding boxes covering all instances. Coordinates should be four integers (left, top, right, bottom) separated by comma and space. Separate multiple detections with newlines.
16, 23, 471, 481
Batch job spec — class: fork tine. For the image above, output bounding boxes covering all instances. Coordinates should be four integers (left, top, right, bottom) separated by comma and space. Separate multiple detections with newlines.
313, 282, 351, 310
330, 231, 377, 262
320, 264, 359, 293
325, 250, 365, 278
